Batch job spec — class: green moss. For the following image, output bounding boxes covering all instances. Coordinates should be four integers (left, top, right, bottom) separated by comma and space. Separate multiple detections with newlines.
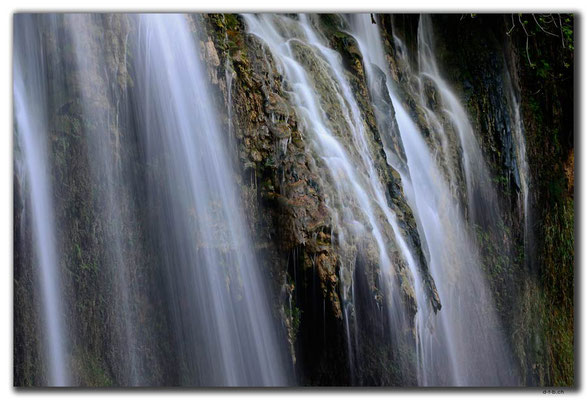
73, 349, 114, 387
285, 302, 302, 344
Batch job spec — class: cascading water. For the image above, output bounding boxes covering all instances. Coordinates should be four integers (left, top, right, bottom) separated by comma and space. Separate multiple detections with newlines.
14, 13, 290, 387
416, 15, 503, 227
504, 67, 533, 269
14, 12, 556, 388
348, 14, 438, 385
14, 14, 70, 386
243, 13, 440, 384
350, 14, 519, 385
130, 14, 289, 386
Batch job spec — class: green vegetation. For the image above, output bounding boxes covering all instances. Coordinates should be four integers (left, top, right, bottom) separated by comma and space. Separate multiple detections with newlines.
541, 198, 574, 385
517, 13, 574, 385
507, 14, 574, 74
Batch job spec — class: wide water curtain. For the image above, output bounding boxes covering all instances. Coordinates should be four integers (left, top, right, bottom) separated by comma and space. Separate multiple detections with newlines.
14, 13, 289, 386
130, 14, 289, 386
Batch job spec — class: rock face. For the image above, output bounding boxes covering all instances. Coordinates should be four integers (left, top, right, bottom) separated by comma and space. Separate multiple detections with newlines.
13, 13, 574, 387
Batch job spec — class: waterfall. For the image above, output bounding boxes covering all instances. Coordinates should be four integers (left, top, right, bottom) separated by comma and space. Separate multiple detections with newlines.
14, 14, 70, 386
14, 12, 548, 387
243, 13, 435, 384
130, 14, 289, 386
350, 14, 519, 385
